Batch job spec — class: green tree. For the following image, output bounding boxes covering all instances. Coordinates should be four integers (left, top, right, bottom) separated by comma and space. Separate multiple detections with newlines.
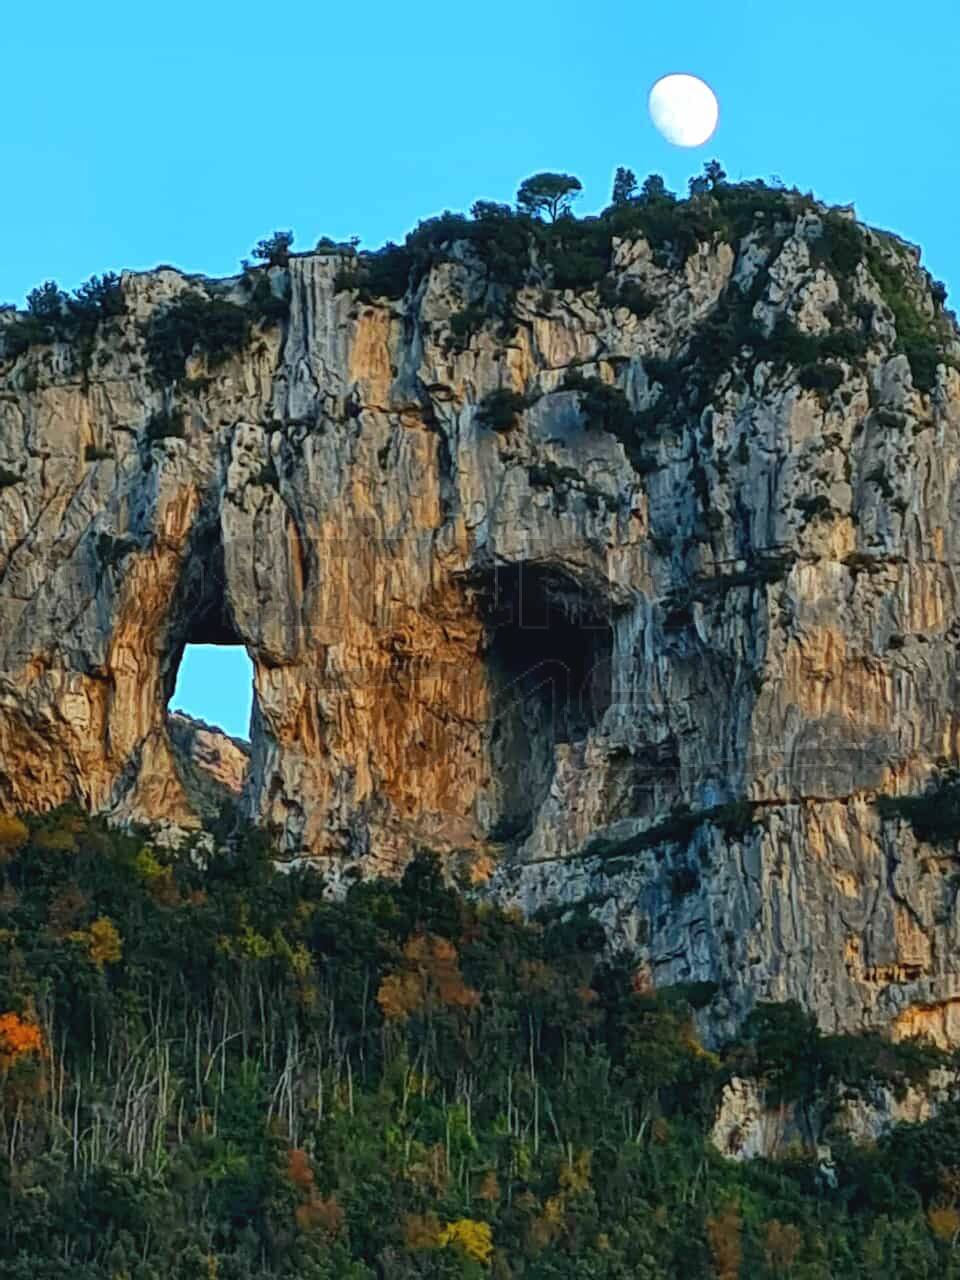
252, 231, 294, 268
704, 159, 727, 190
70, 273, 125, 319
742, 1000, 820, 1102
470, 200, 514, 221
611, 166, 637, 206
639, 173, 673, 203
516, 172, 583, 221
26, 280, 67, 319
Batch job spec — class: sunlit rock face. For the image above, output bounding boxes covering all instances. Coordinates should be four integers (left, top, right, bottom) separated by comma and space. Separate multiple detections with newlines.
1, 204, 960, 1041
710, 1070, 958, 1162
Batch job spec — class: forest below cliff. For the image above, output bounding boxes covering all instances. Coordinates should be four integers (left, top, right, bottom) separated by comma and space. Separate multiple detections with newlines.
2, 810, 960, 1278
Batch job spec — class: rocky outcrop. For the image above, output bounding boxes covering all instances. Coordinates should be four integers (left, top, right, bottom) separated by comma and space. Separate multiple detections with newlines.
166, 712, 249, 822
711, 1070, 959, 1161
2, 195, 960, 1042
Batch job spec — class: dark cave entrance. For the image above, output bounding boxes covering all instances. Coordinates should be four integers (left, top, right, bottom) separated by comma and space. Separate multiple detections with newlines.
479, 563, 614, 843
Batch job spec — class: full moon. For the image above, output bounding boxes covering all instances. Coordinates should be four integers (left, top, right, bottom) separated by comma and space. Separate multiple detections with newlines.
648, 74, 719, 148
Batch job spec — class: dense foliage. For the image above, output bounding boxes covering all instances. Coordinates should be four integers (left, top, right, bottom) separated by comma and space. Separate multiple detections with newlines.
143, 292, 253, 384
1, 809, 959, 1277
252, 231, 295, 269
0, 266, 288, 389
143, 270, 290, 386
1, 274, 125, 374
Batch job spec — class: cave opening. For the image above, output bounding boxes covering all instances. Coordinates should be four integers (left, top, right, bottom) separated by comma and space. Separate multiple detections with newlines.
164, 524, 254, 742
480, 563, 614, 844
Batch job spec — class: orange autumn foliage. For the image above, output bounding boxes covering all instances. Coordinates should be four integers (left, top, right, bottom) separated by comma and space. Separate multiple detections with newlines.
286, 1149, 344, 1239
295, 1194, 344, 1237
763, 1219, 803, 1271
0, 1012, 44, 1068
403, 1212, 444, 1250
286, 1148, 315, 1191
706, 1203, 743, 1280
377, 933, 480, 1023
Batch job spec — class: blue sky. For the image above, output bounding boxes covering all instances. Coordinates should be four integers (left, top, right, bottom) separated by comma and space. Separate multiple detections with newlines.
171, 648, 254, 739
4, 0, 956, 305
7, 0, 955, 734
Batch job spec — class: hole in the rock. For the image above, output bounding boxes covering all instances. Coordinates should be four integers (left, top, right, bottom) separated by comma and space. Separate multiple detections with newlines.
160, 524, 255, 824
169, 645, 254, 740
164, 521, 253, 740
480, 563, 614, 843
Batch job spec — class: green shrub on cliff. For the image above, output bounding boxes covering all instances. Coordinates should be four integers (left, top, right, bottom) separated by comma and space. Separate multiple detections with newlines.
475, 387, 531, 431
145, 409, 185, 442
866, 244, 946, 392
877, 768, 960, 844
144, 292, 253, 384
333, 242, 413, 301
252, 229, 294, 268
1, 273, 125, 367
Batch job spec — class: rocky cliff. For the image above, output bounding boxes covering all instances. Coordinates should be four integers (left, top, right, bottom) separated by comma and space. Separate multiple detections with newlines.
166, 711, 249, 822
2, 188, 959, 1043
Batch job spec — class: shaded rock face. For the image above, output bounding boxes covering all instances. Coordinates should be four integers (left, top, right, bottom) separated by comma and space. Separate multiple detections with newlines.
166, 712, 250, 822
2, 205, 960, 1041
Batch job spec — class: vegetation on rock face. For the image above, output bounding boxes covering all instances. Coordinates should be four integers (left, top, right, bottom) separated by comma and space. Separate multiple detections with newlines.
0, 808, 958, 1278
243, 269, 292, 326
877, 768, 960, 845
252, 230, 295, 269
330, 162, 811, 306
318, 161, 956, 475
475, 389, 533, 432
144, 409, 186, 442
865, 243, 949, 392
4, 162, 954, 417
562, 371, 655, 470
1, 262, 289, 388
333, 242, 415, 303
0, 273, 125, 372
738, 1000, 943, 1107
145, 293, 245, 383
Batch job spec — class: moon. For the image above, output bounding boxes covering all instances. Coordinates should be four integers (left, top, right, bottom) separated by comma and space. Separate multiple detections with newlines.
648, 74, 719, 148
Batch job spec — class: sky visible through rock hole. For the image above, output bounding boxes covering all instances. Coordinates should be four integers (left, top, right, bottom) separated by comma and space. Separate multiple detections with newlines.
171, 648, 254, 740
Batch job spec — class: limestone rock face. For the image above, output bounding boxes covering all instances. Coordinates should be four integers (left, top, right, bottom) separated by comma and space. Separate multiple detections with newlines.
711, 1070, 958, 1161
166, 712, 249, 821
2, 204, 960, 1041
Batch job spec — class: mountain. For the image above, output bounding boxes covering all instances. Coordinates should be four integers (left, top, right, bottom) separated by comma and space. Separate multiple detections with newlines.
1, 185, 959, 1051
